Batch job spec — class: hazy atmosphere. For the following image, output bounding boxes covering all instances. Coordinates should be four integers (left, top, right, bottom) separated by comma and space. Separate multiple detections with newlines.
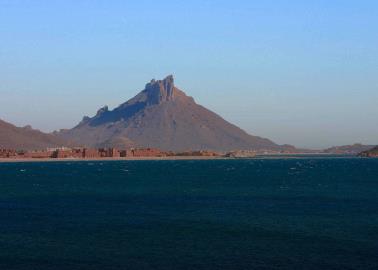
1, 0, 377, 149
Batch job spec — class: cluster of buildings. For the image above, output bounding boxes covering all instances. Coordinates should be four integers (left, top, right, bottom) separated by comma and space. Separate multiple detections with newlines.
0, 147, 167, 159
0, 147, 226, 160
0, 147, 298, 160
0, 149, 18, 158
174, 150, 220, 157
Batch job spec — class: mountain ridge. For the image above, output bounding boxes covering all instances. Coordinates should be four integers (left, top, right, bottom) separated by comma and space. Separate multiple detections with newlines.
323, 143, 376, 154
0, 119, 66, 150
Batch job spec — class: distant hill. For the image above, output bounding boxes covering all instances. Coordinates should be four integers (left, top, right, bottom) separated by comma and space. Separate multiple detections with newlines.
358, 146, 378, 157
323, 144, 376, 155
0, 119, 65, 150
59, 75, 294, 151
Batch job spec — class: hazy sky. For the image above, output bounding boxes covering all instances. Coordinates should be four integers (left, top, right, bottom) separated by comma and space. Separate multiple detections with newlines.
1, 0, 377, 149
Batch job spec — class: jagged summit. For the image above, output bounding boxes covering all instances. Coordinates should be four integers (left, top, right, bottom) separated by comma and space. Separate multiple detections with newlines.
78, 75, 184, 127
144, 75, 176, 104
59, 75, 288, 151
96, 105, 109, 116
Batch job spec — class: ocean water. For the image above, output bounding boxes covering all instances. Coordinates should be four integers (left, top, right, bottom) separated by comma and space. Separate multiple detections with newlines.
0, 158, 378, 270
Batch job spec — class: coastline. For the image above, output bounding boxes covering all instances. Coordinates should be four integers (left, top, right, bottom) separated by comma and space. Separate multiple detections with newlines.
0, 156, 227, 163
0, 153, 360, 163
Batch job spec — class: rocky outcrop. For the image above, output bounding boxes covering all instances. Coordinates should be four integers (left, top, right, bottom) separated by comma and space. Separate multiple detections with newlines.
144, 75, 175, 103
58, 75, 293, 151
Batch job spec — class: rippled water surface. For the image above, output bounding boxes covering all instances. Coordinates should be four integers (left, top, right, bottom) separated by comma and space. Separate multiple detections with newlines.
0, 158, 378, 269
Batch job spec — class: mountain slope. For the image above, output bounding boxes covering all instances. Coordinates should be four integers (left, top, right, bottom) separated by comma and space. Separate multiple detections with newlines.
323, 143, 376, 154
59, 75, 290, 151
0, 119, 66, 150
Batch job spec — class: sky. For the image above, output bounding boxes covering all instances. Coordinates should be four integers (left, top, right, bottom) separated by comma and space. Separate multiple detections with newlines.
1, 0, 377, 149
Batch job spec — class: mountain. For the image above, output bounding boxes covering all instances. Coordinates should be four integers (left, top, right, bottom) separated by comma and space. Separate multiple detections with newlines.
59, 75, 293, 151
0, 119, 66, 150
323, 143, 376, 155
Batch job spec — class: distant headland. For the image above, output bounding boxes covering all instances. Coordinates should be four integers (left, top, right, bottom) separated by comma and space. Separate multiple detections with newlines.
358, 146, 378, 158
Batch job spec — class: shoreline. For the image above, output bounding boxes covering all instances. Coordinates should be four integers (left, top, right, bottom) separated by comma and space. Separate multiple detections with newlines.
0, 154, 361, 163
0, 156, 227, 163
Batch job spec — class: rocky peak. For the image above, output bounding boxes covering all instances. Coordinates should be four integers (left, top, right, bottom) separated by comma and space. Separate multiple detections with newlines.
96, 105, 109, 116
22, 125, 33, 130
80, 116, 91, 125
145, 75, 176, 104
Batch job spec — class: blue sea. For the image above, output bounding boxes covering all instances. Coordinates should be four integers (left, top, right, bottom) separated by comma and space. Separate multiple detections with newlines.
0, 157, 378, 270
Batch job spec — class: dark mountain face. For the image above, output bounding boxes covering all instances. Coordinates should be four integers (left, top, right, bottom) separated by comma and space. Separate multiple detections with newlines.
0, 119, 66, 150
80, 75, 181, 128
60, 75, 288, 151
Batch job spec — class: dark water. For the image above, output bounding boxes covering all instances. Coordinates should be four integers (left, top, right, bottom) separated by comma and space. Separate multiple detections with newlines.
0, 158, 378, 270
